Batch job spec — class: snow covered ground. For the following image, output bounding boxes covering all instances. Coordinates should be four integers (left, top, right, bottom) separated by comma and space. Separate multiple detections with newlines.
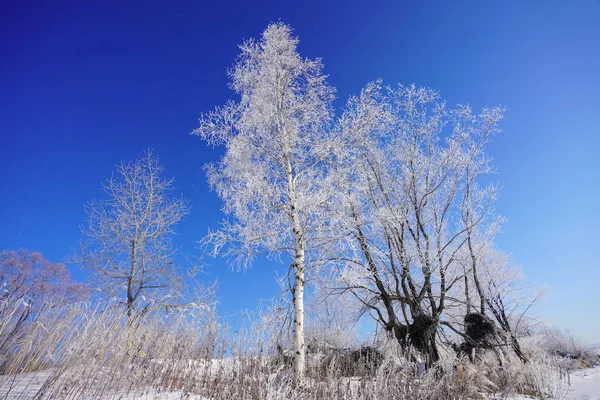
563, 366, 600, 400
0, 370, 209, 400
2, 366, 599, 399
504, 367, 600, 400
0, 370, 51, 399
0, 369, 214, 400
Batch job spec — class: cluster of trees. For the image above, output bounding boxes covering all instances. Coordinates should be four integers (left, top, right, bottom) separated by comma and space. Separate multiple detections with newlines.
192, 22, 534, 377
0, 22, 535, 382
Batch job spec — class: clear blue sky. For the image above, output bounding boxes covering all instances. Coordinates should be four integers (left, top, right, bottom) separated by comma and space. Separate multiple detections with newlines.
1, 1, 599, 342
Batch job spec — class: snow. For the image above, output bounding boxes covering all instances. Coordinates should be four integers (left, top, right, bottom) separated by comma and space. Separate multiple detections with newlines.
2, 366, 600, 399
564, 366, 600, 400
0, 370, 51, 399
0, 370, 210, 400
503, 367, 600, 400
96, 392, 209, 399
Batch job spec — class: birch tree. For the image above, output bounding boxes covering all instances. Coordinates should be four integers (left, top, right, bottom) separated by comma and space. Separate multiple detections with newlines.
192, 23, 336, 377
77, 150, 189, 319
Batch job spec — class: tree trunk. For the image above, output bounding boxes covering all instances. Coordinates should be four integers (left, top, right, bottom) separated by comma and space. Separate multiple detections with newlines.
464, 274, 472, 314
286, 155, 306, 379
467, 222, 486, 314
127, 239, 136, 319
509, 332, 528, 363
292, 254, 305, 379
409, 314, 440, 367
389, 314, 440, 367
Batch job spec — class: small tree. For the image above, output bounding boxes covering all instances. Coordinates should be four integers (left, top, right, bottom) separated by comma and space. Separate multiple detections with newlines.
77, 150, 189, 319
193, 23, 336, 377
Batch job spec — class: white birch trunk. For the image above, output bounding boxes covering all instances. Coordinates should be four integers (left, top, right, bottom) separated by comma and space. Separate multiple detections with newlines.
292, 237, 305, 378
287, 156, 306, 378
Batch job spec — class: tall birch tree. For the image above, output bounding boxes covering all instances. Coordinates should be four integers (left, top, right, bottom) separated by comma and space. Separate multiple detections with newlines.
192, 23, 336, 377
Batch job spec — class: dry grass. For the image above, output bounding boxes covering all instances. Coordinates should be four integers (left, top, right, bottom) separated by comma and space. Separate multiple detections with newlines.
0, 297, 569, 400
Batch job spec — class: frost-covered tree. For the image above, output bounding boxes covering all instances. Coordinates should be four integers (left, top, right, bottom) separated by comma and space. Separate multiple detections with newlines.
77, 150, 189, 319
192, 23, 336, 377
332, 82, 505, 365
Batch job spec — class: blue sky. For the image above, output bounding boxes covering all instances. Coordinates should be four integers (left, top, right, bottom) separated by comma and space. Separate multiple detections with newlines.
1, 1, 599, 342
